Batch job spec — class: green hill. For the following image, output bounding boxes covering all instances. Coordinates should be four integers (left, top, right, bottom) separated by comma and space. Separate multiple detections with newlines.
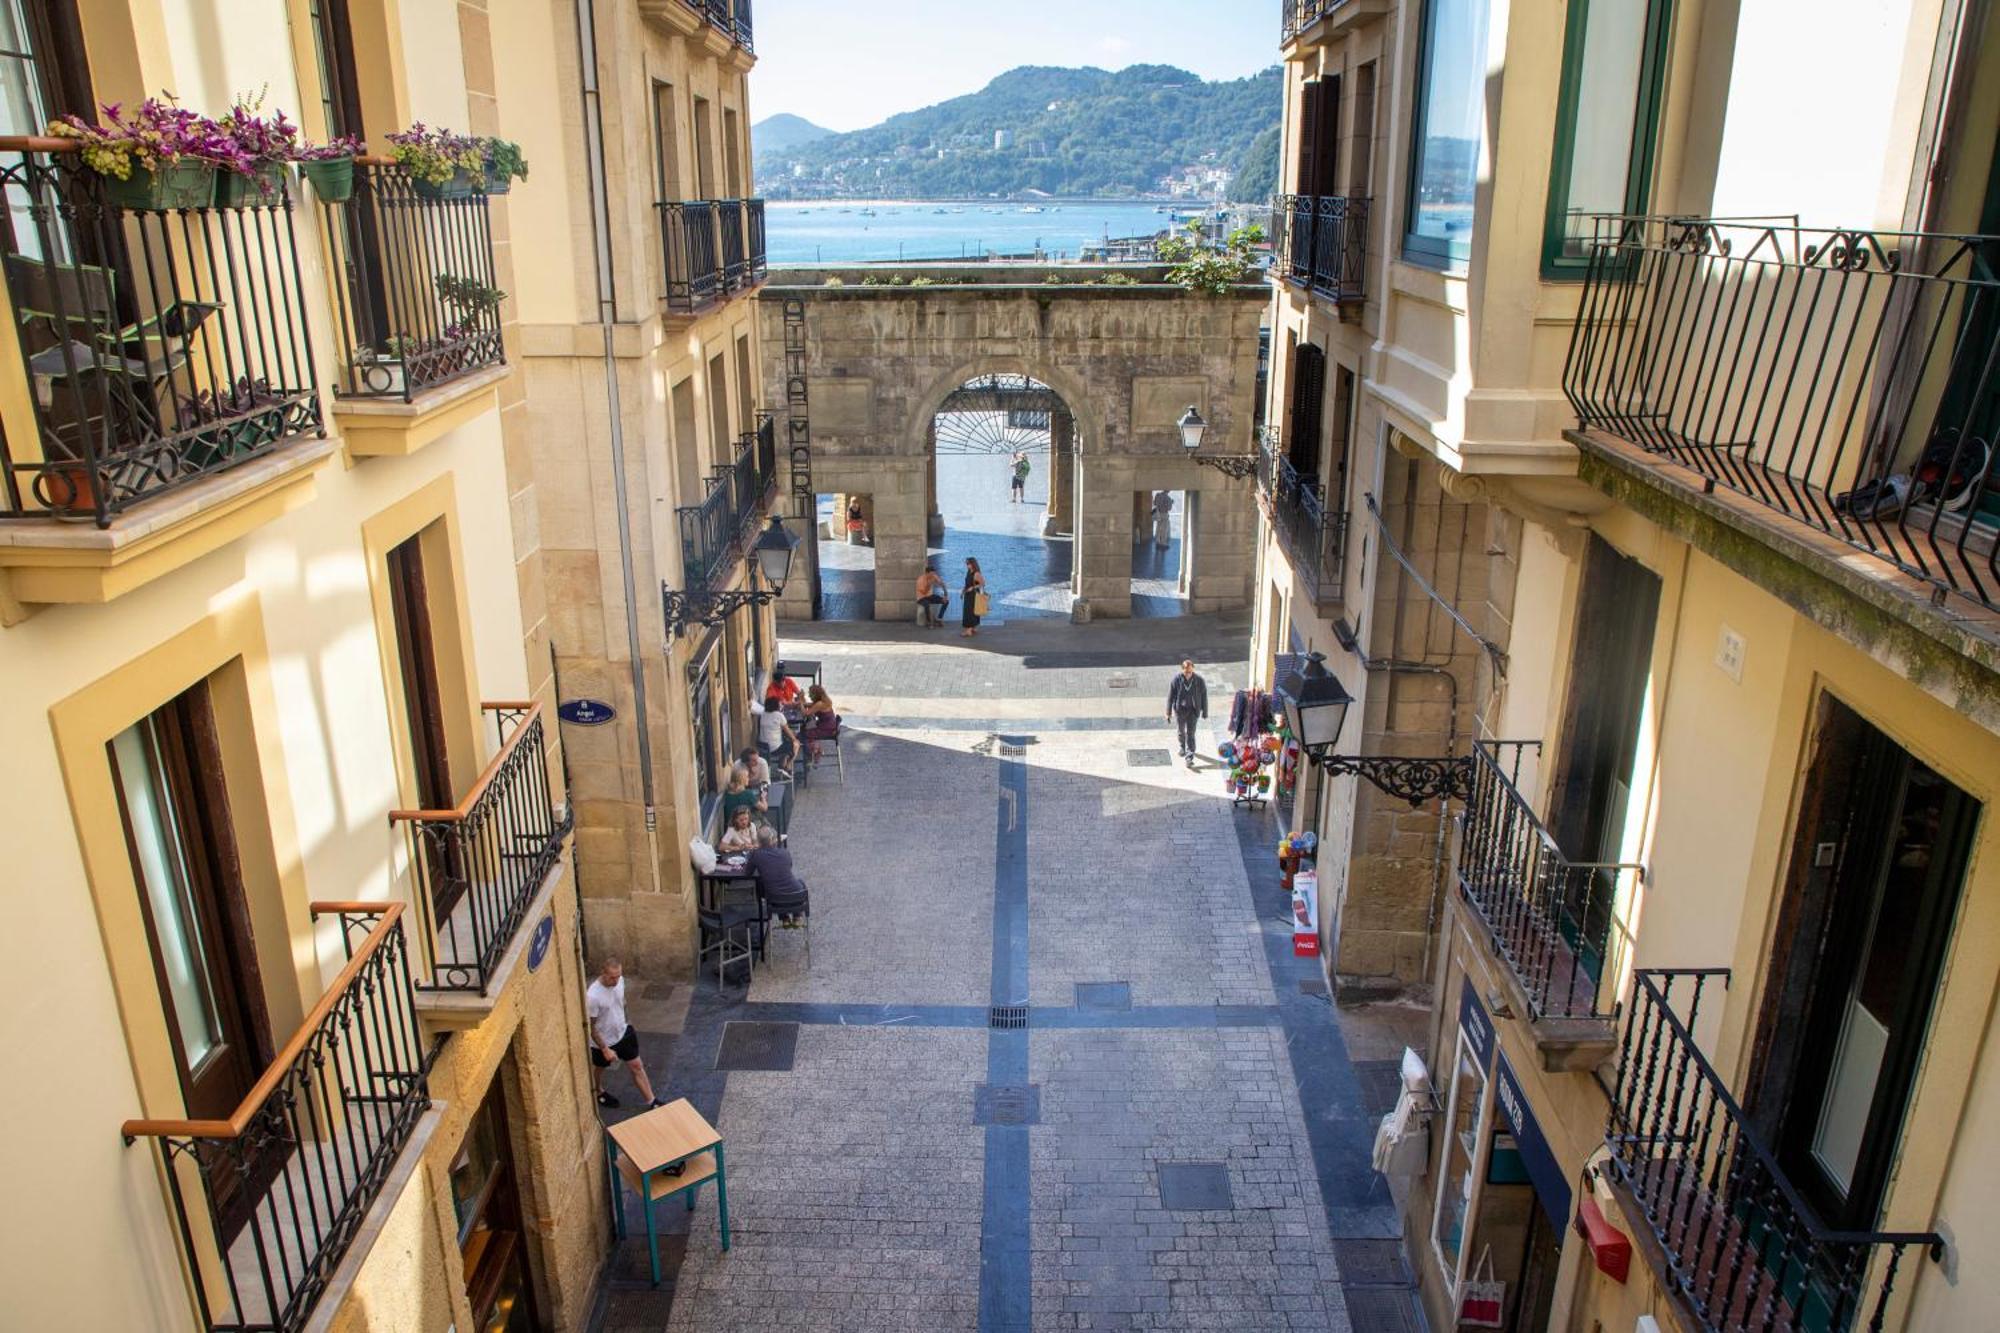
754, 113, 834, 155
757, 64, 1282, 200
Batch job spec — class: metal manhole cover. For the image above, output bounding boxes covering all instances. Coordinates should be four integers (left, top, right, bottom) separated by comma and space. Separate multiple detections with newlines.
988, 1005, 1029, 1029
1075, 981, 1132, 1011
1127, 748, 1172, 767
1298, 977, 1330, 997
999, 744, 1027, 757
974, 1083, 1042, 1126
715, 1021, 799, 1071
1334, 1237, 1413, 1287
1157, 1162, 1234, 1211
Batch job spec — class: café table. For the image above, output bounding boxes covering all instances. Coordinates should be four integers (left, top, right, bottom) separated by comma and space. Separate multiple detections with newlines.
605, 1097, 730, 1283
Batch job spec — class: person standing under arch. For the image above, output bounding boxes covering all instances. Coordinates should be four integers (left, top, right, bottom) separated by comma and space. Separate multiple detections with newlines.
961, 556, 986, 637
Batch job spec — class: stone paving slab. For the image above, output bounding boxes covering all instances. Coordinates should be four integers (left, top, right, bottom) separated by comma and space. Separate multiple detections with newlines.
667, 1025, 989, 1333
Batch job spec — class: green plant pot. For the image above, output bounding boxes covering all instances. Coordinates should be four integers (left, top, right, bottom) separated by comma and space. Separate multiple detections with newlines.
215, 162, 289, 208
482, 168, 512, 195
413, 166, 481, 201
103, 160, 216, 211
301, 156, 356, 204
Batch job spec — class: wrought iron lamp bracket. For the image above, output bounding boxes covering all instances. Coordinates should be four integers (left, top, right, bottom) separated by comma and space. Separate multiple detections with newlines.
1188, 453, 1261, 480
1306, 750, 1473, 806
662, 584, 779, 636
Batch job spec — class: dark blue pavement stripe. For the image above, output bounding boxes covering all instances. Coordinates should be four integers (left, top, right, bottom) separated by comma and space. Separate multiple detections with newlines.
980, 737, 1033, 1333
682, 1000, 1284, 1031
1229, 810, 1402, 1240
844, 714, 1183, 733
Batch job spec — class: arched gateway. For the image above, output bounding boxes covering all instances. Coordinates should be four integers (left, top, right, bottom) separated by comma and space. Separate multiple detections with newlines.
757, 266, 1269, 622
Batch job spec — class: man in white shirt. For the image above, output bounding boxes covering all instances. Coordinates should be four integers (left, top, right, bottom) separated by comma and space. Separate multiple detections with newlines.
586, 958, 666, 1110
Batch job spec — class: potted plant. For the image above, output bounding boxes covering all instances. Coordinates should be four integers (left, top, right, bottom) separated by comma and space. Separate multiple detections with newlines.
296, 134, 364, 203
46, 97, 234, 210
213, 93, 298, 206
353, 336, 418, 395
35, 456, 103, 516
482, 138, 527, 194
388, 124, 484, 199
435, 273, 506, 322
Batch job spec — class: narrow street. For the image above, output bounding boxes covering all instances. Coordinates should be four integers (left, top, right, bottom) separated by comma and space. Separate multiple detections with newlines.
593, 614, 1428, 1332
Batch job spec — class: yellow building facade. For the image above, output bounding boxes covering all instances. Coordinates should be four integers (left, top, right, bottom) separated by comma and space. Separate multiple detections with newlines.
0, 0, 658, 1327
1263, 0, 2000, 1330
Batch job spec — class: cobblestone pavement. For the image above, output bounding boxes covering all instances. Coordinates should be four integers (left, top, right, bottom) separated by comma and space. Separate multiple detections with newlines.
592, 613, 1423, 1333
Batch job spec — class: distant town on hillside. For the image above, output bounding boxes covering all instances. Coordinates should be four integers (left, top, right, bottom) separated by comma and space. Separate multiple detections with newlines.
754, 64, 1282, 202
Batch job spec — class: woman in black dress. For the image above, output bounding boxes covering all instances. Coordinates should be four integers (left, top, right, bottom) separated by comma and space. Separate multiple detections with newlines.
961, 556, 985, 637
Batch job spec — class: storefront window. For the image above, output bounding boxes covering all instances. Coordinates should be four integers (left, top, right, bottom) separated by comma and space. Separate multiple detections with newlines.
1430, 1027, 1492, 1286
1404, 0, 1490, 268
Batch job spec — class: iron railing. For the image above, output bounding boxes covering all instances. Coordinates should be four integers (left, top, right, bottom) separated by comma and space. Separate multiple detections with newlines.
389, 703, 566, 993
678, 416, 776, 590
1257, 428, 1348, 604
684, 0, 752, 50
718, 198, 746, 289
1457, 739, 1643, 1021
319, 160, 504, 402
0, 139, 321, 525
1274, 194, 1369, 303
123, 903, 434, 1333
1565, 215, 2000, 613
746, 197, 767, 280
1281, 0, 1347, 41
1608, 969, 1941, 1333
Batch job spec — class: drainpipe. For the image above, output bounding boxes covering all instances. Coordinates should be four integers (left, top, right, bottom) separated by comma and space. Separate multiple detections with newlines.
574, 0, 663, 874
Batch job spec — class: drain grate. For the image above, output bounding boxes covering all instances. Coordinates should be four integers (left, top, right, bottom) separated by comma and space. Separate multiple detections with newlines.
998, 744, 1027, 758
1342, 1287, 1426, 1333
988, 1005, 1029, 1029
1334, 1237, 1413, 1286
1127, 748, 1172, 767
974, 1083, 1042, 1125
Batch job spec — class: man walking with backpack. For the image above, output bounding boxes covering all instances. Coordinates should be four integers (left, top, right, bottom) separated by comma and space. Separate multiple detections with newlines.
1166, 659, 1209, 766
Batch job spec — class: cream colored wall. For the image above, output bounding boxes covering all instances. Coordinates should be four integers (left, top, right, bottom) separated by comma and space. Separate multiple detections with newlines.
490, 0, 589, 326
0, 412, 527, 1330
156, 0, 304, 115
399, 0, 471, 129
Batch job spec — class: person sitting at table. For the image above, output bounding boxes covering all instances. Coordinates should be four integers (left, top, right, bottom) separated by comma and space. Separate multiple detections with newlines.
801, 683, 835, 722
766, 667, 802, 712
718, 804, 760, 854
720, 766, 765, 825
737, 746, 773, 789
748, 824, 810, 925
753, 698, 798, 776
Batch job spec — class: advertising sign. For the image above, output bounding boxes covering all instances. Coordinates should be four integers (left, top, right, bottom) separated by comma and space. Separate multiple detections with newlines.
1291, 868, 1320, 957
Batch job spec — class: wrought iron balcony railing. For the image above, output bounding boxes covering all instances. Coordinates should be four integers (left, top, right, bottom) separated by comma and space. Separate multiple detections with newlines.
1257, 428, 1348, 604
1273, 194, 1369, 304
684, 0, 753, 50
658, 198, 766, 314
319, 160, 505, 402
389, 703, 567, 993
0, 138, 322, 526
679, 416, 776, 590
123, 903, 435, 1333
1565, 215, 2000, 614
1608, 969, 1941, 1333
1458, 740, 1642, 1022
1281, 0, 1341, 41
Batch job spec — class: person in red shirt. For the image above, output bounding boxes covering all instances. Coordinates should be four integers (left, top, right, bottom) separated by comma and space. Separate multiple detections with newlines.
767, 668, 801, 709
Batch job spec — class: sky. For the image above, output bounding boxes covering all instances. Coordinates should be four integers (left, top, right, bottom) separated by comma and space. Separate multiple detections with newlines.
748, 0, 1283, 132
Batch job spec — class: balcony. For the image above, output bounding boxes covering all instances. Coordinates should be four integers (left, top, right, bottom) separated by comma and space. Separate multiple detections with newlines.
679, 416, 776, 590
1273, 194, 1369, 305
317, 160, 508, 456
123, 902, 437, 1333
1257, 428, 1348, 606
1565, 215, 2000, 627
659, 198, 766, 316
1607, 969, 1941, 1333
389, 703, 568, 1001
1457, 740, 1642, 1067
0, 138, 330, 606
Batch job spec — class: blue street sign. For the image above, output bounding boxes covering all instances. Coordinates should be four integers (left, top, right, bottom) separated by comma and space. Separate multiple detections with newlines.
558, 698, 617, 726
527, 914, 556, 972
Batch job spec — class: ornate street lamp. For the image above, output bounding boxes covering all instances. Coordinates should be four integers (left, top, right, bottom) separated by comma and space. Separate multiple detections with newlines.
1276, 651, 1474, 806
662, 516, 801, 635
1179, 404, 1259, 479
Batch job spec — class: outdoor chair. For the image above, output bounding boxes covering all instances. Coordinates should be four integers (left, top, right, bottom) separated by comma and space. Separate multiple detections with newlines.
760, 883, 811, 969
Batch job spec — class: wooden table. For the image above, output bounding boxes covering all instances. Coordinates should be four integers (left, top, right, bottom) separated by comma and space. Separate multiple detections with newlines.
605, 1098, 730, 1282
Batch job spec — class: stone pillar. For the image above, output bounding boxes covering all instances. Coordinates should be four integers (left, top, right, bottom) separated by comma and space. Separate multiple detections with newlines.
1131, 489, 1152, 544
1188, 478, 1257, 611
925, 426, 944, 542
1074, 455, 1135, 617
870, 459, 928, 621
1042, 412, 1075, 535
776, 513, 815, 620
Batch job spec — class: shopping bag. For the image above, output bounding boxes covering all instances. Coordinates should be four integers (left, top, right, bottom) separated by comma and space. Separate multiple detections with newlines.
1457, 1246, 1505, 1327
974, 591, 991, 616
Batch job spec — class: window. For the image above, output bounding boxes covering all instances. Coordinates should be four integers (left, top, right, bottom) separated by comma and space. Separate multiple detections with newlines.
1429, 1024, 1491, 1287
1286, 342, 1326, 478
651, 79, 678, 203
692, 95, 715, 199
1542, 0, 1672, 274
1404, 0, 1490, 268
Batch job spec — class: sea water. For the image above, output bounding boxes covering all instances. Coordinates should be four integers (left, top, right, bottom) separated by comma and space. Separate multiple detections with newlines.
765, 199, 1207, 266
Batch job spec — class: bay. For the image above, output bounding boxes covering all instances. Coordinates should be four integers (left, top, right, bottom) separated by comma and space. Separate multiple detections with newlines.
766, 198, 1202, 266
